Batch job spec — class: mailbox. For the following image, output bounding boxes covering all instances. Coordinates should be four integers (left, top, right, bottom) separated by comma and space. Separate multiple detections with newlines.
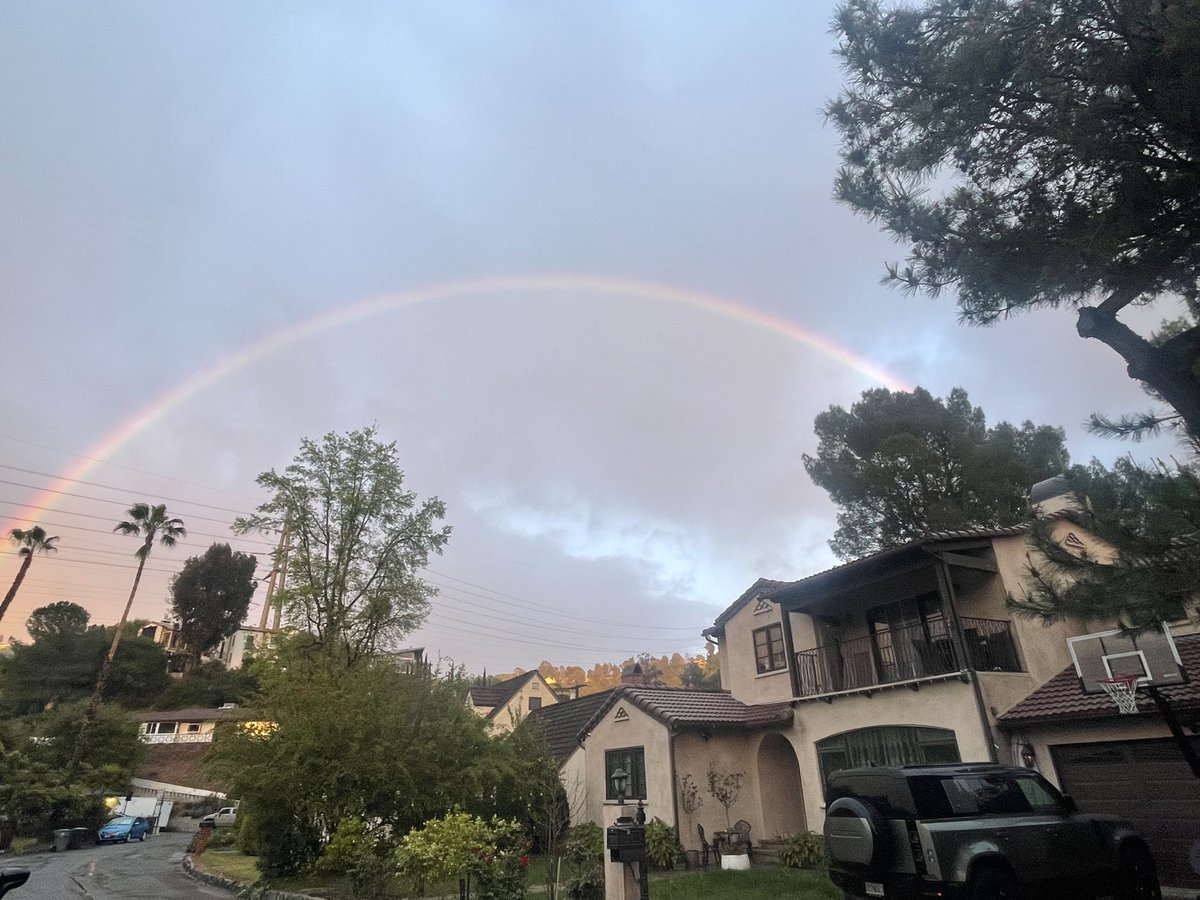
607, 816, 646, 863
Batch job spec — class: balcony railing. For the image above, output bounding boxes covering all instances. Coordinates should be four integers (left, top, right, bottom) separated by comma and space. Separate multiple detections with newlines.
139, 731, 214, 744
794, 616, 1020, 697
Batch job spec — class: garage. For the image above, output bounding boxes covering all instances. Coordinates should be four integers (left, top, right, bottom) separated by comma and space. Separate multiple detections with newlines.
1051, 737, 1200, 890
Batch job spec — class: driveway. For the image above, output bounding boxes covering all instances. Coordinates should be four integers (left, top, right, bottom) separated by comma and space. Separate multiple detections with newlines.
3, 829, 232, 899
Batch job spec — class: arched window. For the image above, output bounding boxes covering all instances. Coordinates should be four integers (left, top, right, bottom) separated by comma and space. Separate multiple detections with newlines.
816, 726, 959, 790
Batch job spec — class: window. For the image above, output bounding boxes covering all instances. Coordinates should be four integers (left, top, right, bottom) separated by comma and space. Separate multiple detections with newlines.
817, 726, 960, 791
148, 722, 177, 735
909, 772, 1067, 818
605, 747, 646, 800
528, 696, 542, 711
185, 723, 201, 733
753, 624, 786, 674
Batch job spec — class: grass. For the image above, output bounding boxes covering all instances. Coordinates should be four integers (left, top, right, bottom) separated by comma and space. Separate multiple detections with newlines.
649, 867, 840, 900
197, 850, 838, 900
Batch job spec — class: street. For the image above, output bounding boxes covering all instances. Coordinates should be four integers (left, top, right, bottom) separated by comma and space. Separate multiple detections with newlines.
2, 829, 232, 899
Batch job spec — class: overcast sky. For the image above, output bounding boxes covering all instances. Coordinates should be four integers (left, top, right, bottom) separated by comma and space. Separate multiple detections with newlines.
0, 2, 1179, 673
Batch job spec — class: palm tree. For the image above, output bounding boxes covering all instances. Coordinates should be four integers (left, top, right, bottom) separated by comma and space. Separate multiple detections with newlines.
72, 503, 185, 767
1, 526, 59, 627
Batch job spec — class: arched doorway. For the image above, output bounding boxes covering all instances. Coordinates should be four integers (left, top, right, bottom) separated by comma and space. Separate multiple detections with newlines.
757, 732, 806, 837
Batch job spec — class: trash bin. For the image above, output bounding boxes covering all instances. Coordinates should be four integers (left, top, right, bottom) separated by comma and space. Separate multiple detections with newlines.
70, 827, 90, 849
53, 828, 72, 852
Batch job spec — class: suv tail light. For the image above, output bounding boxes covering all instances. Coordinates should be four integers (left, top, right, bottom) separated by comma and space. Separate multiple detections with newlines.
905, 820, 927, 876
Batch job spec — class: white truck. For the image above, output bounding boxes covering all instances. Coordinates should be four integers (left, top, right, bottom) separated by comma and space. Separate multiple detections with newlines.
200, 806, 238, 828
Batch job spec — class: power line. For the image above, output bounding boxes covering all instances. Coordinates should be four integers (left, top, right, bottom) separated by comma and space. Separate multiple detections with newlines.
0, 502, 277, 547
0, 433, 262, 502
0, 477, 247, 526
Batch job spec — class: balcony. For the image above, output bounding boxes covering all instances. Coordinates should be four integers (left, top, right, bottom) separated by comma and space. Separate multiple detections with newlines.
794, 616, 1020, 697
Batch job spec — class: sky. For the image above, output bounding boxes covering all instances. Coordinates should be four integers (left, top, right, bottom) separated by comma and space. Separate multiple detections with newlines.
0, 2, 1182, 674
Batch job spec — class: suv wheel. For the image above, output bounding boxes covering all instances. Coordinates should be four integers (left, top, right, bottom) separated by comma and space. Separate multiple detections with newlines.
1117, 845, 1161, 900
966, 863, 1019, 900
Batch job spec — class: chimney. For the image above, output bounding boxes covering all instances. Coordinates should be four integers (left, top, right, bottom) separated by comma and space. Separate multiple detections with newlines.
620, 662, 646, 686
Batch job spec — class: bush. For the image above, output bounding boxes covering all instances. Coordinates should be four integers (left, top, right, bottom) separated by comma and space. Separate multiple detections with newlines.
469, 849, 530, 900
235, 810, 261, 856
644, 818, 680, 869
206, 827, 238, 850
563, 823, 603, 900
315, 818, 375, 875
396, 811, 525, 890
778, 831, 825, 870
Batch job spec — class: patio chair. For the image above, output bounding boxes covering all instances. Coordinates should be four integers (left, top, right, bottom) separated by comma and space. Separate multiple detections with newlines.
697, 823, 714, 869
731, 820, 753, 858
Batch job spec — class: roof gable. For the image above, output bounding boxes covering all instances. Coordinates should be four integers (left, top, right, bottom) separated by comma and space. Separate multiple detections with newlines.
468, 670, 539, 709
580, 686, 792, 736
526, 690, 614, 762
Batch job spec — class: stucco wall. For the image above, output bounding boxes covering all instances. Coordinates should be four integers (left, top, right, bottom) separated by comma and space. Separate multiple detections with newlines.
788, 678, 992, 831
721, 600, 795, 704
585, 700, 674, 830
560, 747, 590, 826
672, 730, 769, 850
483, 675, 560, 734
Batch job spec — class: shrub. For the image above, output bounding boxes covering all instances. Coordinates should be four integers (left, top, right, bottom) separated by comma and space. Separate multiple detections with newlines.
206, 827, 238, 850
778, 831, 825, 870
315, 818, 375, 875
644, 818, 679, 869
235, 810, 261, 856
469, 849, 530, 900
563, 822, 603, 899
396, 811, 525, 890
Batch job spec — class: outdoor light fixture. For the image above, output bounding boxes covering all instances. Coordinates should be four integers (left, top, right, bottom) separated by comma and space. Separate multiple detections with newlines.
612, 767, 628, 805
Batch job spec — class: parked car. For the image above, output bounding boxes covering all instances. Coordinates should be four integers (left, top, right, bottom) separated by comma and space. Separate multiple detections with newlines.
824, 763, 1159, 900
96, 816, 150, 844
0, 870, 28, 897
200, 807, 238, 828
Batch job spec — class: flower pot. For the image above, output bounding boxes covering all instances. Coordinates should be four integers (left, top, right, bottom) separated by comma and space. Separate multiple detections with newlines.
684, 849, 699, 869
720, 851, 750, 871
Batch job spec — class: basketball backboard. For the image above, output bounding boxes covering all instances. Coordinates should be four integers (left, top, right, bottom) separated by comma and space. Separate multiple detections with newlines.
1069, 623, 1187, 693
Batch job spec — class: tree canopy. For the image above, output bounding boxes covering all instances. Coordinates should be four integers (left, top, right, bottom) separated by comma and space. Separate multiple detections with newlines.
1, 627, 169, 716
804, 387, 1067, 559
26, 601, 90, 641
829, 0, 1200, 438
170, 543, 258, 669
235, 426, 451, 667
2, 526, 59, 627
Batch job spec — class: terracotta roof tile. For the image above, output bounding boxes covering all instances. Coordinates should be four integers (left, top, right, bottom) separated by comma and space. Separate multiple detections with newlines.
998, 632, 1200, 726
580, 686, 792, 736
527, 690, 614, 762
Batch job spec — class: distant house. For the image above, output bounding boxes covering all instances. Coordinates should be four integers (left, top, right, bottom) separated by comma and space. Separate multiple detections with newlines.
468, 670, 560, 733
136, 706, 241, 744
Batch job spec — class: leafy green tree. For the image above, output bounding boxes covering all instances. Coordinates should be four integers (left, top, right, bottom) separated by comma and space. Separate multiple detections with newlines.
169, 543, 258, 670
207, 656, 492, 876
829, 0, 1200, 439
1, 628, 169, 715
1, 526, 59, 627
152, 660, 259, 710
26, 701, 144, 775
804, 387, 1066, 559
26, 601, 90, 641
73, 503, 184, 766
1011, 459, 1200, 627
234, 425, 450, 667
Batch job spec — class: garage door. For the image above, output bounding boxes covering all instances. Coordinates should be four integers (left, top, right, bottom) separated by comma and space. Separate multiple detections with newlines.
1051, 738, 1200, 890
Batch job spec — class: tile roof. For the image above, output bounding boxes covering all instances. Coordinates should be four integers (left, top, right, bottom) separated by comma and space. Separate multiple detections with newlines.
136, 706, 242, 723
706, 577, 789, 634
998, 632, 1200, 726
580, 686, 792, 736
468, 670, 539, 710
527, 690, 614, 762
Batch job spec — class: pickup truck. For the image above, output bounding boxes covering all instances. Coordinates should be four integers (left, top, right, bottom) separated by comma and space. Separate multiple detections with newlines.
200, 807, 238, 828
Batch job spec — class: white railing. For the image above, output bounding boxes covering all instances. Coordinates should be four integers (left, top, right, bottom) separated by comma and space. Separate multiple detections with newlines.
139, 732, 214, 745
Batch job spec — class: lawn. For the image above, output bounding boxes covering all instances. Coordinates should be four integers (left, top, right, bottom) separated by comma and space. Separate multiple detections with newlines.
198, 850, 838, 900
649, 867, 840, 900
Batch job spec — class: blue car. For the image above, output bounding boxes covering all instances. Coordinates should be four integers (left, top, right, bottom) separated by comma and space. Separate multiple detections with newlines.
97, 816, 150, 844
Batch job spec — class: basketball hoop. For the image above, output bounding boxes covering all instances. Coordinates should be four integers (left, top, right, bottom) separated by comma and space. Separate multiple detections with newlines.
1098, 674, 1141, 714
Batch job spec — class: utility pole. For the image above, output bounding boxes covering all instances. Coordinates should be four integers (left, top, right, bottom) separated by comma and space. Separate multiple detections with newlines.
258, 522, 290, 631
271, 523, 291, 631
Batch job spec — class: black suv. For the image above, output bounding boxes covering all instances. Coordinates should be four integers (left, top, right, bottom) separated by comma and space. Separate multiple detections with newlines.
823, 763, 1159, 900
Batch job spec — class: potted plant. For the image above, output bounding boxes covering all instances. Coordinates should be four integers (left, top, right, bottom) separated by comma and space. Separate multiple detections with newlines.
706, 762, 749, 871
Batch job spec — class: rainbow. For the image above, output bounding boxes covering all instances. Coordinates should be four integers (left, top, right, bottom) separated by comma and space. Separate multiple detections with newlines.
3, 274, 912, 535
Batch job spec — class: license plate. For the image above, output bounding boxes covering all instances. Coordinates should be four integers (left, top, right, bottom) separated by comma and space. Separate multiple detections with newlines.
864, 883, 885, 898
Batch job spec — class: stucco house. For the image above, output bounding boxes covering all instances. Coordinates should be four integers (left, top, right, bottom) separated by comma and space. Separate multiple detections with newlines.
469, 669, 560, 733
543, 480, 1200, 885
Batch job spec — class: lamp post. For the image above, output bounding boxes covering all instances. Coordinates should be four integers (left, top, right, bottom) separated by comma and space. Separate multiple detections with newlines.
612, 768, 628, 807
609, 767, 649, 900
